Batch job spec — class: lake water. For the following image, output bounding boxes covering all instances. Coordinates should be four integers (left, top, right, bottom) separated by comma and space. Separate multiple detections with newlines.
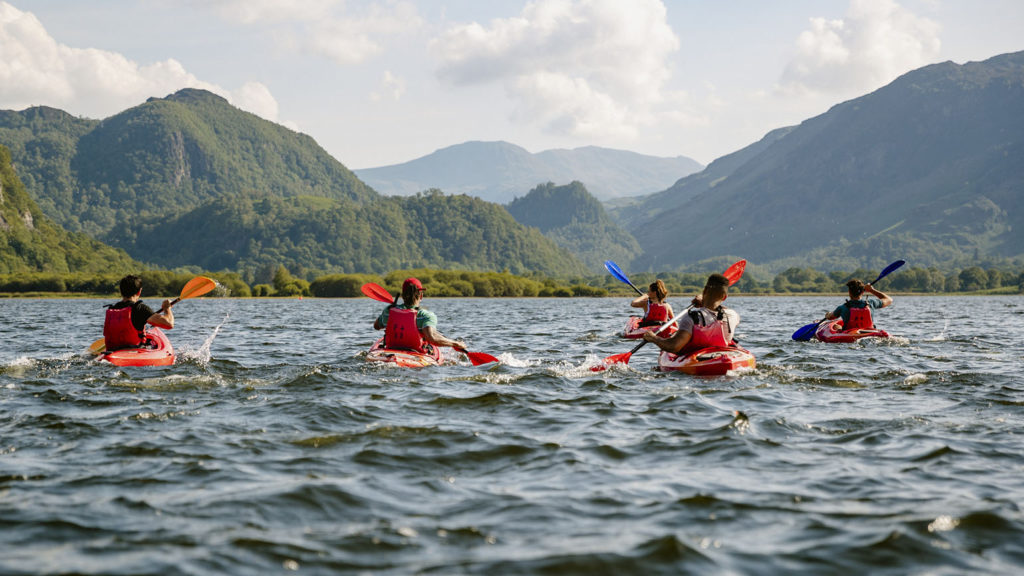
2, 295, 1022, 575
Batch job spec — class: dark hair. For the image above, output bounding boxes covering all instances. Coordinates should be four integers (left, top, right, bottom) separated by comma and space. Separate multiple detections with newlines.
703, 273, 729, 300
119, 275, 142, 298
846, 279, 865, 297
402, 282, 424, 303
705, 273, 729, 288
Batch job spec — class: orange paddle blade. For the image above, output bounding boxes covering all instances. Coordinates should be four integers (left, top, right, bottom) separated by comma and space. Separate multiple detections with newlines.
724, 260, 746, 286
454, 347, 498, 366
168, 276, 218, 306
88, 338, 106, 355
464, 350, 498, 366
361, 282, 394, 304
591, 351, 632, 372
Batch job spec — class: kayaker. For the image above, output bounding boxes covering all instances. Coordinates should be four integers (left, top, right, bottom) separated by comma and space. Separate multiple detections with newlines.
631, 279, 675, 327
372, 277, 466, 353
642, 273, 739, 356
103, 275, 175, 351
825, 279, 892, 329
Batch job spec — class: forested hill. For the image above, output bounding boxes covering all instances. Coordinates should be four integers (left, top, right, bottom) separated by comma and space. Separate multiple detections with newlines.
0, 145, 138, 275
354, 141, 703, 203
506, 181, 641, 271
131, 189, 590, 278
0, 88, 376, 242
622, 50, 1024, 272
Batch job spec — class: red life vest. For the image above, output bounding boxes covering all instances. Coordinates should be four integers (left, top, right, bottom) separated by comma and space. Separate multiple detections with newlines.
678, 308, 732, 355
384, 307, 425, 352
104, 305, 144, 350
641, 301, 670, 325
845, 301, 874, 330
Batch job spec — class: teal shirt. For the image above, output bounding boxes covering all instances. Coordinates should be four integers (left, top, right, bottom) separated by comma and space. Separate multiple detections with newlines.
832, 297, 883, 325
377, 304, 437, 330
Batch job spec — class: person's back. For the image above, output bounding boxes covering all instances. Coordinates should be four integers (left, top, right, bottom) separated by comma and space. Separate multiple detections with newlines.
103, 275, 174, 351
633, 279, 674, 327
829, 279, 892, 330
373, 277, 465, 353
643, 273, 737, 356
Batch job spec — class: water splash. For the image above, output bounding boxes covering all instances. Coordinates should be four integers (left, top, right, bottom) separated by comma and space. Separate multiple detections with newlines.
179, 311, 230, 365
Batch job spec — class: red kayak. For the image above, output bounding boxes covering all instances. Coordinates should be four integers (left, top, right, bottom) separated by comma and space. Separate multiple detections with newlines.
366, 337, 444, 368
657, 346, 756, 376
621, 316, 678, 339
814, 319, 890, 343
96, 327, 175, 367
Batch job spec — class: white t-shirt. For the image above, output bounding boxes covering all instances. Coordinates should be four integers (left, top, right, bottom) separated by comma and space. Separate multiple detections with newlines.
676, 307, 740, 341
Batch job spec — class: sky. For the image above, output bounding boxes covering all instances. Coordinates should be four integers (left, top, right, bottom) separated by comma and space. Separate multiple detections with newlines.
1, 1, 1022, 169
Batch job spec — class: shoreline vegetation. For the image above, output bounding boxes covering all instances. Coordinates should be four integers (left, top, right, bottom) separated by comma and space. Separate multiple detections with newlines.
1, 264, 1021, 299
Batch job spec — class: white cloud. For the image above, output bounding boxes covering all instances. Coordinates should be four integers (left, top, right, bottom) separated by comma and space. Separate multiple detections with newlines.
203, 0, 340, 25
430, 0, 680, 141
780, 0, 941, 95
371, 71, 406, 102
202, 0, 422, 66
0, 2, 282, 123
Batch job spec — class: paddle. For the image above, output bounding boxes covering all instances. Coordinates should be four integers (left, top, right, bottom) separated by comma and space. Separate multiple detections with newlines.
791, 259, 906, 341
90, 276, 218, 355
361, 282, 498, 366
593, 260, 747, 371
604, 260, 644, 296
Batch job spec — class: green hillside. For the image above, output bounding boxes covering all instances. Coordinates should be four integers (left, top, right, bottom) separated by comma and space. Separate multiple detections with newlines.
506, 181, 641, 271
0, 89, 377, 243
0, 145, 138, 275
623, 51, 1024, 272
131, 189, 589, 280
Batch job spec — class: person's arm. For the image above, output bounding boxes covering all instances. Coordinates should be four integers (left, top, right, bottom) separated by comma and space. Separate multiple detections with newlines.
643, 325, 691, 354
664, 302, 675, 320
865, 285, 892, 308
420, 326, 465, 350
630, 294, 649, 309
146, 299, 174, 329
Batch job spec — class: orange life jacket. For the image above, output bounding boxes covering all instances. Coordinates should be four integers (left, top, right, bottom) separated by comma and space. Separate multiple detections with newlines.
104, 305, 144, 350
844, 301, 874, 330
384, 307, 425, 352
678, 308, 732, 355
641, 301, 670, 326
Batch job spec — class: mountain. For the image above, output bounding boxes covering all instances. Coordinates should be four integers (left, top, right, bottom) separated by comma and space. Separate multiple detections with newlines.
0, 88, 377, 242
505, 181, 641, 271
623, 51, 1024, 272
353, 141, 703, 203
0, 145, 138, 275
1, 90, 600, 278
132, 189, 590, 279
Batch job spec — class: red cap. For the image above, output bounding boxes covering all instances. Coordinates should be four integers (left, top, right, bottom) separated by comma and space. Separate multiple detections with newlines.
403, 277, 423, 291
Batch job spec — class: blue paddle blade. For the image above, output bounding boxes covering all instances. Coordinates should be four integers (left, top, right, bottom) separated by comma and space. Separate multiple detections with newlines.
604, 260, 631, 285
871, 260, 906, 285
792, 320, 823, 341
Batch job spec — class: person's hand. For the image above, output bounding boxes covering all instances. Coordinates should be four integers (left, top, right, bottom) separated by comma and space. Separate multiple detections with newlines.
161, 298, 174, 312
642, 331, 657, 343
691, 295, 703, 307
453, 340, 467, 351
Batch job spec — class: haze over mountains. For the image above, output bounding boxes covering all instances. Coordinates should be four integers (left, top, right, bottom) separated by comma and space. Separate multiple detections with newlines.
2, 50, 1022, 279
353, 141, 703, 203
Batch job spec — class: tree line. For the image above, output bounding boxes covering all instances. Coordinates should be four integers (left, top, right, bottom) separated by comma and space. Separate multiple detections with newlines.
1, 264, 1021, 298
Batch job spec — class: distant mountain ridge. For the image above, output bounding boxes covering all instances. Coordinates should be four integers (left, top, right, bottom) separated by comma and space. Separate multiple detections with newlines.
354, 141, 703, 203
620, 50, 1024, 272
